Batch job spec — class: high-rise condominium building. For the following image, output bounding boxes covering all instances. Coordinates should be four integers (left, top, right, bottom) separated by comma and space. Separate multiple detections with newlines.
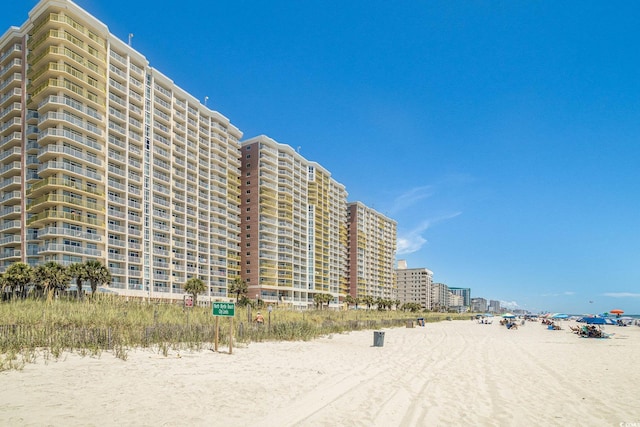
449, 287, 471, 308
488, 299, 501, 313
240, 135, 347, 309
470, 297, 488, 313
431, 282, 450, 311
0, 0, 243, 300
395, 260, 433, 309
346, 202, 397, 300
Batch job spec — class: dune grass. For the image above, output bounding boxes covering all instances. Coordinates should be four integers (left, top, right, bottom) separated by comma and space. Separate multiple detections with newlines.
0, 296, 470, 370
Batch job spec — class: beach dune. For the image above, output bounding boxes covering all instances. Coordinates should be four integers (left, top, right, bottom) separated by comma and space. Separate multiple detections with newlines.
1, 319, 638, 426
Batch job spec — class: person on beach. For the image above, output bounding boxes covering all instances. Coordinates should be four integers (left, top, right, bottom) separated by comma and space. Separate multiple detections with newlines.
255, 312, 264, 324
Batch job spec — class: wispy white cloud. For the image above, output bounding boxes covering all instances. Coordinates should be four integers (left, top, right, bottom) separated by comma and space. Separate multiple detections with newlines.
500, 300, 520, 309
541, 291, 575, 297
388, 185, 434, 215
602, 292, 640, 298
396, 212, 462, 255
396, 221, 429, 255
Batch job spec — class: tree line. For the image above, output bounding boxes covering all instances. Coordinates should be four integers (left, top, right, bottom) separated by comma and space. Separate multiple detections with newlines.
344, 295, 424, 312
0, 260, 111, 301
2, 263, 432, 314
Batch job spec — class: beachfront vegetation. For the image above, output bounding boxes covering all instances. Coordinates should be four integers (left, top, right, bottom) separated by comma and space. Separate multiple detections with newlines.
0, 260, 111, 301
227, 277, 248, 303
0, 296, 470, 371
183, 277, 206, 305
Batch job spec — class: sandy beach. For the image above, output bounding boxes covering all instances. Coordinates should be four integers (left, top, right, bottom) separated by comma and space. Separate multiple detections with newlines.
1, 319, 638, 426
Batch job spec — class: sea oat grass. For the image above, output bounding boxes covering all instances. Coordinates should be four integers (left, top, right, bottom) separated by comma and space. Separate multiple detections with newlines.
1, 297, 469, 369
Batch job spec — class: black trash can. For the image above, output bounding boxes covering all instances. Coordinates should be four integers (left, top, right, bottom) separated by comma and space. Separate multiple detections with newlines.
373, 331, 385, 347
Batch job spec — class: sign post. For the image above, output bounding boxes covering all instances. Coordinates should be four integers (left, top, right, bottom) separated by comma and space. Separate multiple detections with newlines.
212, 302, 235, 354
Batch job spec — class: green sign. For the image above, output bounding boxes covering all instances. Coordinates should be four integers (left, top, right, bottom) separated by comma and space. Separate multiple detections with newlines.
212, 302, 235, 317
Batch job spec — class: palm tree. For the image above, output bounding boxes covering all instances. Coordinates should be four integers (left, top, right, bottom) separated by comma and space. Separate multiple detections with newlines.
0, 273, 9, 301
324, 293, 334, 308
313, 293, 326, 310
184, 277, 206, 306
31, 263, 53, 299
362, 295, 374, 310
46, 262, 71, 300
344, 294, 355, 309
84, 260, 111, 297
68, 262, 88, 300
4, 262, 32, 299
314, 293, 333, 310
227, 277, 247, 303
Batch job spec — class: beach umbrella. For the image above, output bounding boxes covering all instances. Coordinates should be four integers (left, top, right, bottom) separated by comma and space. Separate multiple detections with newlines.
579, 317, 616, 325
502, 313, 515, 318
551, 313, 569, 319
610, 309, 624, 315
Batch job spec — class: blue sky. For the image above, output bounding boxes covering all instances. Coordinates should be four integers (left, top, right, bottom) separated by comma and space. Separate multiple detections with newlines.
4, 1, 639, 314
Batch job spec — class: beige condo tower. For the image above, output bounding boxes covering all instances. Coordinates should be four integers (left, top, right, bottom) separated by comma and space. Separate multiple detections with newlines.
0, 0, 243, 301
240, 135, 348, 309
346, 202, 397, 301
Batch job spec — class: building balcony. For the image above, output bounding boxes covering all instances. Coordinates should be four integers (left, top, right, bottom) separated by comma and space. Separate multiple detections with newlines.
27, 193, 104, 213
0, 249, 21, 260
27, 210, 104, 227
39, 243, 101, 257
27, 176, 103, 198
37, 226, 102, 242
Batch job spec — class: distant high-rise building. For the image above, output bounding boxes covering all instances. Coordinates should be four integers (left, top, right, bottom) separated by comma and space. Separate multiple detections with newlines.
488, 300, 501, 313
470, 297, 488, 313
346, 202, 397, 300
0, 0, 243, 300
448, 292, 464, 311
240, 135, 347, 309
450, 287, 471, 308
395, 260, 432, 309
431, 282, 450, 311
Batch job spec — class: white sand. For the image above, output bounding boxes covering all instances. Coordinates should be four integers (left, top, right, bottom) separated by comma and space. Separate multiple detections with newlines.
1, 319, 639, 426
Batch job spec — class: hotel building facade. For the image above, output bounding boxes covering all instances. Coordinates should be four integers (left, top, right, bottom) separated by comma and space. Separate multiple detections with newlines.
395, 260, 433, 309
0, 0, 243, 300
431, 282, 451, 311
449, 287, 471, 311
346, 201, 397, 300
240, 135, 348, 309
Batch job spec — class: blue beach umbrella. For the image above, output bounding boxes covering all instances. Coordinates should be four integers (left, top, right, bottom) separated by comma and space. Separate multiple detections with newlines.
551, 313, 569, 319
578, 317, 616, 325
